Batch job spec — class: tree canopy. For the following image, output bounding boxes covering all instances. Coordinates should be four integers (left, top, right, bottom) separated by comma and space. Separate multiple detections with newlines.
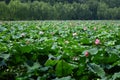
0, 0, 120, 20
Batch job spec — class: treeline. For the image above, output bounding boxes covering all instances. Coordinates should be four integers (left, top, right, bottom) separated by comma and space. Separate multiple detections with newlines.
0, 0, 120, 20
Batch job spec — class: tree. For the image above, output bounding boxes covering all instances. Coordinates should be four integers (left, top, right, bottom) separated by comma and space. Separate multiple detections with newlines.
87, 0, 99, 19
97, 2, 108, 19
0, 2, 9, 20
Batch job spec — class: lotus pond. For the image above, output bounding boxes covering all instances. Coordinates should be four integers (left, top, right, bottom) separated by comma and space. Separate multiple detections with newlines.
0, 21, 120, 80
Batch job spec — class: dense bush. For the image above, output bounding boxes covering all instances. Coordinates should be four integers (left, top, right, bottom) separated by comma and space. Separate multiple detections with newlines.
0, 0, 120, 20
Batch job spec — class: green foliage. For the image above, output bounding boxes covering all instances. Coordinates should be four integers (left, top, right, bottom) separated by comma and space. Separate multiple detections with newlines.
0, 0, 120, 20
55, 60, 74, 77
0, 21, 120, 79
87, 63, 105, 78
112, 72, 120, 80
53, 76, 75, 80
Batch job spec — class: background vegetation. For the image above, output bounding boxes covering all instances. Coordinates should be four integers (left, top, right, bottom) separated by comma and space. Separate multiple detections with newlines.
0, 0, 120, 20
